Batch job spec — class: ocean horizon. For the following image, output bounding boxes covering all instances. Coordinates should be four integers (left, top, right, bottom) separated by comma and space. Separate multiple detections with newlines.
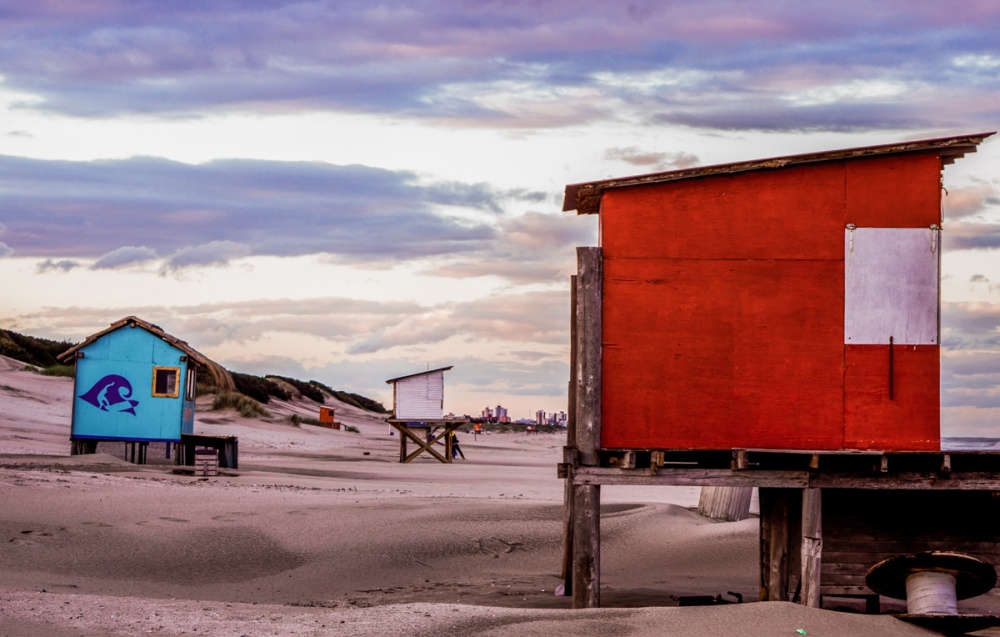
942, 437, 1000, 451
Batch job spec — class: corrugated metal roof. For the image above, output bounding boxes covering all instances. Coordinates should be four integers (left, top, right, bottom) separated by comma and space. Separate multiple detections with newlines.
563, 132, 995, 215
57, 315, 235, 392
385, 366, 454, 385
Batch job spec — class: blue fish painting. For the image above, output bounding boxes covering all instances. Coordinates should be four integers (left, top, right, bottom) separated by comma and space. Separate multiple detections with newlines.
80, 374, 139, 415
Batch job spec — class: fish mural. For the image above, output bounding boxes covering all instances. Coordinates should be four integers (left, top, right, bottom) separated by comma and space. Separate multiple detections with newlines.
79, 374, 139, 415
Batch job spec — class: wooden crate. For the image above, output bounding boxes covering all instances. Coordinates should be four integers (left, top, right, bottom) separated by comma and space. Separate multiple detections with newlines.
194, 448, 219, 477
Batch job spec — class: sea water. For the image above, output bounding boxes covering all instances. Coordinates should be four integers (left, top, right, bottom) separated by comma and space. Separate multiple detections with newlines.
941, 437, 1000, 451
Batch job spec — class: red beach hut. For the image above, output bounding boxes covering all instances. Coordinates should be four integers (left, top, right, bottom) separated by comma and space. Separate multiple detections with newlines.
563, 132, 994, 452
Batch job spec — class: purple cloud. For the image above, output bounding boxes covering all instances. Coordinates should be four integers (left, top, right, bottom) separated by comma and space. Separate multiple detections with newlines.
92, 245, 158, 269
942, 222, 1000, 251
0, 223, 11, 257
34, 258, 80, 273
0, 2, 997, 131
604, 147, 700, 171
942, 349, 1000, 409
346, 287, 571, 355
942, 301, 1000, 349
0, 155, 525, 263
161, 240, 251, 272
944, 184, 999, 221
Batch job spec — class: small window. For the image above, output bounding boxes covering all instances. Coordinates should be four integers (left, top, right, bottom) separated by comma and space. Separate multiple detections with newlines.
152, 366, 180, 398
185, 368, 197, 401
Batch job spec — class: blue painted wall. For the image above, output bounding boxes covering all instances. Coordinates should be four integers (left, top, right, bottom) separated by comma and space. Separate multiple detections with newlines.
71, 325, 195, 442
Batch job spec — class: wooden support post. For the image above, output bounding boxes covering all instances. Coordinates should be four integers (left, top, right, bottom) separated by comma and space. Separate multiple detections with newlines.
70, 439, 97, 455
561, 471, 575, 595
572, 484, 600, 609
698, 486, 753, 521
571, 247, 602, 608
760, 488, 791, 602
732, 449, 749, 470
575, 247, 602, 466
801, 488, 823, 608
441, 428, 454, 463
560, 275, 579, 594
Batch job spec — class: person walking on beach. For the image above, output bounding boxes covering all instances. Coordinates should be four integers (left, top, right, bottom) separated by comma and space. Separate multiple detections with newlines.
450, 431, 465, 460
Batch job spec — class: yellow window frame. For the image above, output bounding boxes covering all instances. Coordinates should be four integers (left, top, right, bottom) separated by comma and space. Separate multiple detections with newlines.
152, 366, 181, 398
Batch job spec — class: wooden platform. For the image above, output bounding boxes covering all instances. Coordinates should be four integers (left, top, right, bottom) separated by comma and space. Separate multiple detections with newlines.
561, 447, 1000, 610
386, 419, 468, 464
566, 448, 1000, 490
178, 433, 238, 469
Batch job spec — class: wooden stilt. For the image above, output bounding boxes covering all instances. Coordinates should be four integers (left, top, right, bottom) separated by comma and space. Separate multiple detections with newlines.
575, 248, 602, 466
560, 275, 579, 594
561, 474, 575, 594
572, 484, 600, 609
70, 439, 97, 455
760, 488, 791, 601
571, 248, 602, 608
444, 428, 453, 463
698, 486, 753, 521
801, 488, 823, 608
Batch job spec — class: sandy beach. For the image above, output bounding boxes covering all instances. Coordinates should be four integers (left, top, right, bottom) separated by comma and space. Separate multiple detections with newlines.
0, 355, 977, 636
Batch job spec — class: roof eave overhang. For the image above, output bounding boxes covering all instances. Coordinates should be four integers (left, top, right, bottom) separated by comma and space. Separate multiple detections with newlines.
563, 131, 996, 215
385, 366, 454, 385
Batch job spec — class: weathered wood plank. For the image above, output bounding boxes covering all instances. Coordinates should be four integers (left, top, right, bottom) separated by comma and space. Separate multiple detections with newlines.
823, 563, 885, 576
819, 489, 1000, 597
561, 274, 578, 593
561, 473, 574, 594
821, 585, 875, 595
824, 545, 1000, 561
570, 466, 1000, 490
575, 247, 602, 467
568, 275, 578, 451
698, 486, 753, 521
801, 488, 822, 608
572, 484, 600, 608
760, 488, 791, 602
573, 467, 809, 488
809, 472, 1000, 489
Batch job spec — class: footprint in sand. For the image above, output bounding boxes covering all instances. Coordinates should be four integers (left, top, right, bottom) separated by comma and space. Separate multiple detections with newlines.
9, 537, 35, 546
10, 529, 57, 545
211, 511, 257, 522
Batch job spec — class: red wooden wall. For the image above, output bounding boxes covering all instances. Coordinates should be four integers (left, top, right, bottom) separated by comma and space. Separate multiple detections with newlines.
599, 153, 942, 451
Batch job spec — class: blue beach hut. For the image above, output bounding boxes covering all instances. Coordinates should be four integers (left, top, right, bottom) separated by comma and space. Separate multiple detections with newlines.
58, 316, 234, 458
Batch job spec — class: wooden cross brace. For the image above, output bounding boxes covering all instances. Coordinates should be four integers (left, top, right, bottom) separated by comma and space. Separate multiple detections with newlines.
389, 423, 461, 463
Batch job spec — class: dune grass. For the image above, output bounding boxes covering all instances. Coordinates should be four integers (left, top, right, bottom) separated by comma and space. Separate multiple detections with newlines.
212, 392, 271, 418
288, 414, 324, 427
41, 364, 76, 378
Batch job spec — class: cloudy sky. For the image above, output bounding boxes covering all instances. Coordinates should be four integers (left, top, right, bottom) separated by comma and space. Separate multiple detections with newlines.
1, 1, 999, 431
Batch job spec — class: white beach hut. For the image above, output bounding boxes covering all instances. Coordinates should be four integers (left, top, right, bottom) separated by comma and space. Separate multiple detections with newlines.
386, 366, 452, 421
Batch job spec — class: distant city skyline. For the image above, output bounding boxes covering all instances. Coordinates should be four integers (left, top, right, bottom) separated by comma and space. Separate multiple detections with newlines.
467, 403, 567, 426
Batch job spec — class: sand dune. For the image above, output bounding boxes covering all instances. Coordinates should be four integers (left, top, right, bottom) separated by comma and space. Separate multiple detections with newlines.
0, 359, 960, 636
